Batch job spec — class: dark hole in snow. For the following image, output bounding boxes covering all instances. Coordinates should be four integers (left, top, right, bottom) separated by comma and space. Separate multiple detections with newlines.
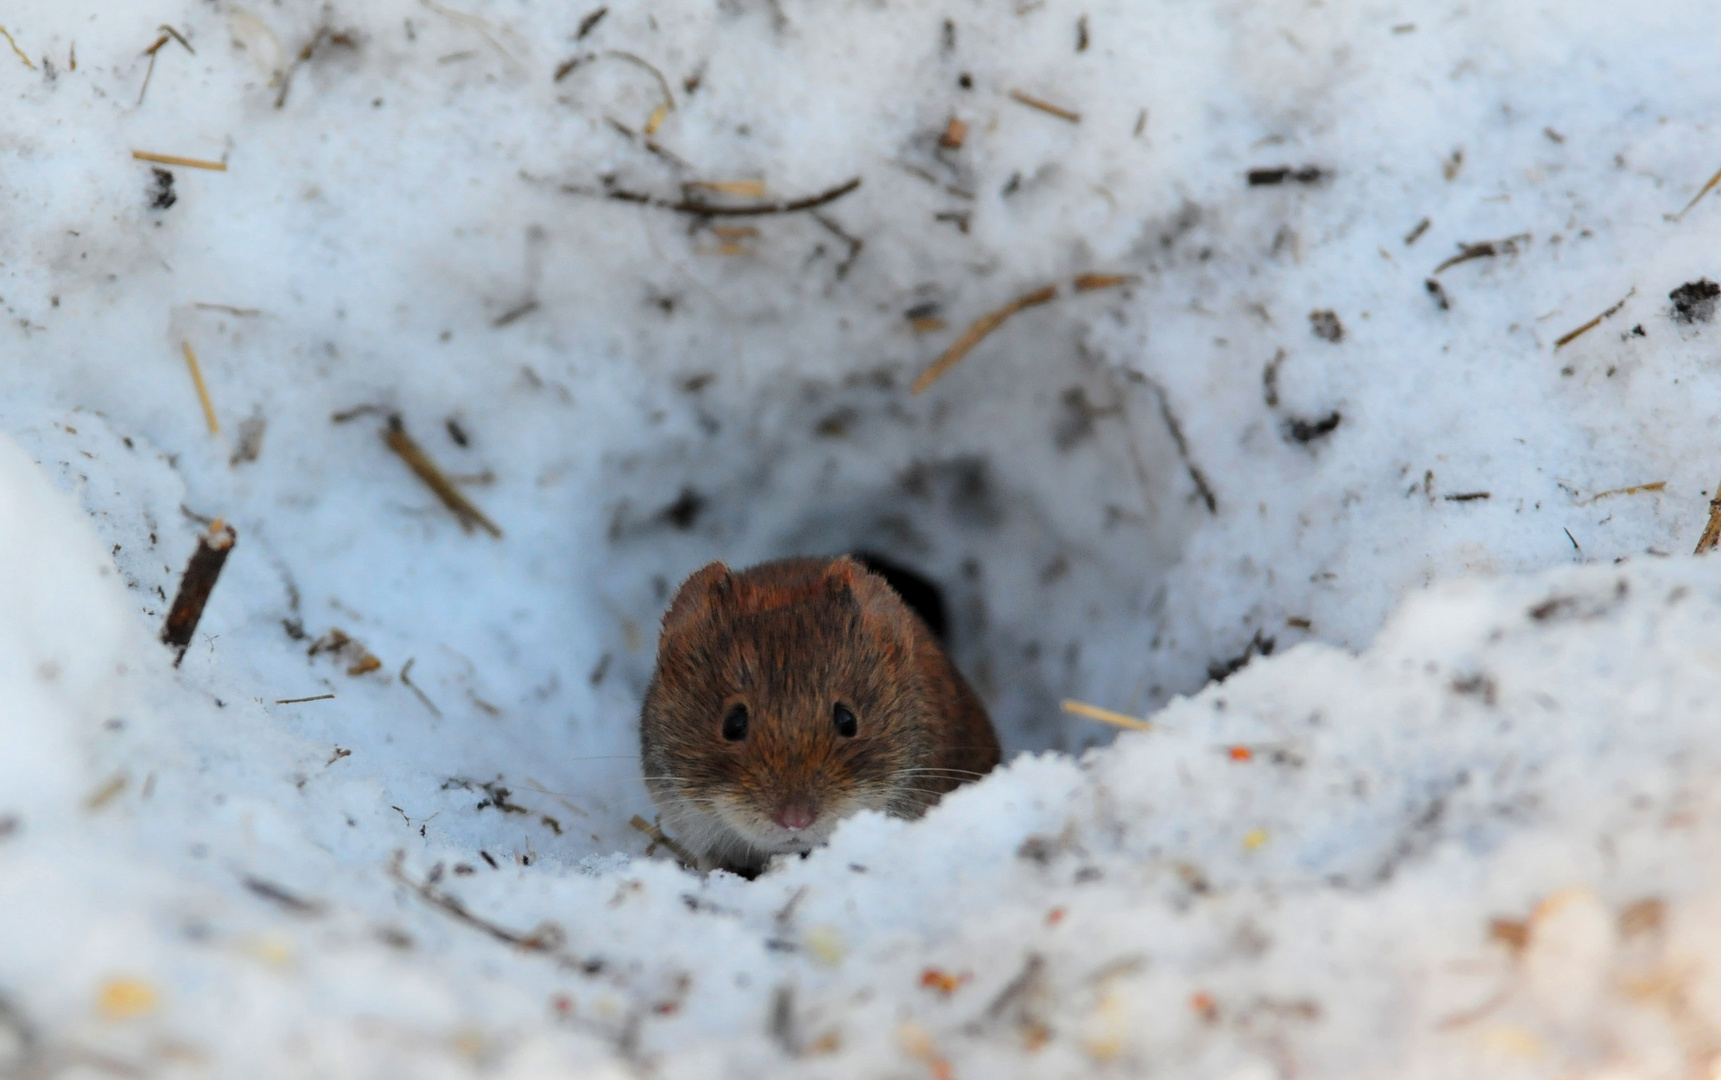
148, 168, 177, 210
1669, 278, 1719, 323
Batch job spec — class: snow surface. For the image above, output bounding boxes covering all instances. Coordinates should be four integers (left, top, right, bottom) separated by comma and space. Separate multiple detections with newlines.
4, 0, 1721, 1075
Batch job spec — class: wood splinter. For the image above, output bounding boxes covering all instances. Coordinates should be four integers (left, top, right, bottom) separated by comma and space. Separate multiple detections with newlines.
383, 414, 502, 538
911, 273, 1138, 395
161, 519, 237, 665
1695, 477, 1721, 555
1061, 699, 1154, 731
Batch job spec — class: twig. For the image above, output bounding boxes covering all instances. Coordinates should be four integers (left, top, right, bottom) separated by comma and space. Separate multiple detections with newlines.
1073, 273, 1138, 292
274, 27, 329, 109
630, 814, 697, 868
154, 25, 195, 55
568, 176, 861, 218
1008, 89, 1080, 123
400, 658, 443, 718
275, 693, 335, 704
1431, 233, 1529, 275
136, 27, 193, 107
1553, 288, 1635, 349
1146, 376, 1218, 514
383, 415, 503, 537
242, 875, 325, 915
576, 7, 608, 39
388, 852, 566, 950
1578, 481, 1665, 506
0, 25, 36, 69
685, 179, 766, 198
1695, 479, 1721, 555
910, 274, 1135, 395
912, 285, 1055, 395
134, 150, 227, 171
491, 299, 539, 328
811, 211, 864, 279
1669, 164, 1721, 222
1061, 699, 1152, 731
162, 520, 237, 665
182, 340, 220, 433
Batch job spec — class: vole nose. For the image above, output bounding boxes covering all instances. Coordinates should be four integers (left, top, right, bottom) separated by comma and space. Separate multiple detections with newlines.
774, 801, 817, 832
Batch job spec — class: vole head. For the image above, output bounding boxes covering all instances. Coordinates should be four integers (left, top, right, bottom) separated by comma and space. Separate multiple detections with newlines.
640, 556, 932, 862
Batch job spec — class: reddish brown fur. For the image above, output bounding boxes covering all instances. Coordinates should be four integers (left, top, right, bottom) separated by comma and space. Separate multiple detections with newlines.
640, 556, 1001, 874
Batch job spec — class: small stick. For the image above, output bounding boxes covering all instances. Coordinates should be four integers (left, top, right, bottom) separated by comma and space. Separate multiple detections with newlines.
0, 25, 36, 69
1669, 164, 1721, 222
912, 285, 1056, 395
571, 176, 861, 217
133, 150, 227, 171
1148, 377, 1219, 514
387, 852, 565, 951
1073, 273, 1138, 292
162, 519, 238, 665
1695, 479, 1721, 555
912, 273, 1134, 395
491, 299, 539, 328
275, 693, 336, 705
1008, 89, 1080, 123
630, 814, 697, 868
400, 658, 443, 718
1579, 480, 1665, 505
684, 179, 767, 198
1431, 233, 1528, 275
383, 414, 503, 537
1061, 699, 1153, 731
1553, 288, 1635, 349
156, 25, 195, 54
182, 340, 220, 433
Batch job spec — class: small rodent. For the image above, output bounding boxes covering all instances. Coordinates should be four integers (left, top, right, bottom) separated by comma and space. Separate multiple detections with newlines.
640, 555, 1001, 875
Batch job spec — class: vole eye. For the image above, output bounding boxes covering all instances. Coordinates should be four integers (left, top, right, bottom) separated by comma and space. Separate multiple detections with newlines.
721, 704, 749, 741
833, 703, 857, 738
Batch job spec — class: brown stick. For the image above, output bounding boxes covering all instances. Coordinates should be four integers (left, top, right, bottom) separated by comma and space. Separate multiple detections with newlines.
0, 25, 33, 69
182, 340, 220, 433
1553, 288, 1635, 350
911, 274, 1134, 396
383, 415, 502, 538
1008, 90, 1080, 123
134, 150, 228, 171
162, 520, 237, 664
912, 286, 1057, 396
1670, 164, 1721, 223
1695, 480, 1721, 555
570, 176, 861, 218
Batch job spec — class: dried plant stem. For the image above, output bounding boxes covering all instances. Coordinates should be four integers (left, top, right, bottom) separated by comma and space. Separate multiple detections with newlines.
133, 150, 227, 171
383, 415, 503, 537
162, 520, 237, 664
182, 341, 220, 433
1061, 699, 1153, 731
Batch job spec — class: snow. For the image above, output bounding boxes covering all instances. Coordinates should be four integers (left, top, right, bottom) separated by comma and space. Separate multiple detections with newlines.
3, 0, 1721, 1076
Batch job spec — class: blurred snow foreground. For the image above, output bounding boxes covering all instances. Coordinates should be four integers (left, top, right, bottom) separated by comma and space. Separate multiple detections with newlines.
4, 0, 1721, 1075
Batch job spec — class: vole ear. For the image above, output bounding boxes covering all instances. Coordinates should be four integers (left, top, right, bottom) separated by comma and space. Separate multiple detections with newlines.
821, 555, 864, 602
829, 555, 915, 646
662, 561, 733, 638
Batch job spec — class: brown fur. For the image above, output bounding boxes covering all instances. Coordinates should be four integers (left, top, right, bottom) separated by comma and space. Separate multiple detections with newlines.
640, 556, 1001, 875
